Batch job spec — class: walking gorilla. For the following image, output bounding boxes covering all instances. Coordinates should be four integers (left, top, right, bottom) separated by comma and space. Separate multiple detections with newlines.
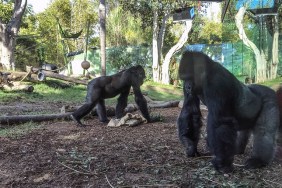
71, 65, 152, 126
177, 51, 280, 173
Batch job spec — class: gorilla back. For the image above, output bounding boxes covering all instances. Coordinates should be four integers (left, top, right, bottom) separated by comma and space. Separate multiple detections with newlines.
177, 51, 280, 173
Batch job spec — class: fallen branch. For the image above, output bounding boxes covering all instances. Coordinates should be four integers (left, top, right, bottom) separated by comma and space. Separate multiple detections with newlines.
148, 100, 180, 108
0, 112, 72, 125
0, 100, 180, 125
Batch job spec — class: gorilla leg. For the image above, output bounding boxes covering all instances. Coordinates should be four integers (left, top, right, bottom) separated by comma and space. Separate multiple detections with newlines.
208, 114, 237, 173
244, 86, 280, 169
245, 106, 279, 168
71, 86, 100, 126
177, 114, 202, 157
96, 99, 109, 123
115, 89, 130, 119
71, 102, 96, 126
236, 130, 251, 154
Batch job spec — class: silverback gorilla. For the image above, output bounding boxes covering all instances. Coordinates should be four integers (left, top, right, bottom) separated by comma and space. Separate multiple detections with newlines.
71, 65, 152, 126
177, 51, 280, 173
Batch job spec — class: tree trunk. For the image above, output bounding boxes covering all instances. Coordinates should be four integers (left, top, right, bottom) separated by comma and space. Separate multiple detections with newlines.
0, 0, 27, 71
270, 15, 279, 79
235, 7, 267, 83
1, 24, 16, 70
152, 11, 160, 82
99, 0, 106, 76
161, 20, 193, 84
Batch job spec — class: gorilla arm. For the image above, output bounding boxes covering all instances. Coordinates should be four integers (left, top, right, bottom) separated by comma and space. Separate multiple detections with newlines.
132, 86, 151, 122
177, 82, 202, 157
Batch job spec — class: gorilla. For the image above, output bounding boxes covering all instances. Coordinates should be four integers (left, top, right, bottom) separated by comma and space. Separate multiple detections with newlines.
177, 51, 280, 173
71, 65, 152, 126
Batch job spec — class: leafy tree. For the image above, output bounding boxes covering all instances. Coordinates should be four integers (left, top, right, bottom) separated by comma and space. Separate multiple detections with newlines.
16, 6, 39, 70
120, 0, 195, 83
0, 1, 13, 23
0, 0, 27, 70
35, 0, 98, 68
235, 0, 281, 82
106, 7, 146, 46
198, 19, 222, 44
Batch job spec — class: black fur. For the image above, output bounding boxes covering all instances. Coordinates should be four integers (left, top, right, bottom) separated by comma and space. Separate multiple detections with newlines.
177, 51, 280, 173
71, 65, 151, 126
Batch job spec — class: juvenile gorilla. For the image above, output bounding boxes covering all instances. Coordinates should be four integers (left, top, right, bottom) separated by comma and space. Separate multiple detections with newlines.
71, 65, 151, 126
177, 51, 280, 173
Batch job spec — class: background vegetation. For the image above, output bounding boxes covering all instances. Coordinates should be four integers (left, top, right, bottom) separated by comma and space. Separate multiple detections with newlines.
2, 0, 280, 82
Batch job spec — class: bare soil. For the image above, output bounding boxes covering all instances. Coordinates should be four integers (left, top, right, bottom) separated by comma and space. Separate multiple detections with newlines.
0, 104, 281, 188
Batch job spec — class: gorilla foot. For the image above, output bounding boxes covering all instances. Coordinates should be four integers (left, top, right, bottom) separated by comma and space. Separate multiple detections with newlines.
70, 115, 89, 127
211, 158, 234, 174
244, 158, 267, 169
99, 119, 110, 123
186, 148, 200, 157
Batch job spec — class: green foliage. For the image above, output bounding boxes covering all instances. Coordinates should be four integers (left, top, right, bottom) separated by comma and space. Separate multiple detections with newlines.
26, 0, 99, 68
199, 19, 222, 44
141, 81, 183, 101
107, 45, 152, 70
222, 22, 239, 43
0, 81, 86, 104
15, 37, 38, 70
169, 57, 179, 81
0, 1, 13, 23
107, 7, 146, 46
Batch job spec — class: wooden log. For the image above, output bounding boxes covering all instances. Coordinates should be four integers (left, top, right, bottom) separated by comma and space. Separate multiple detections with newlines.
0, 113, 72, 125
7, 71, 38, 82
31, 67, 88, 85
148, 100, 180, 108
0, 101, 180, 125
6, 69, 88, 85
2, 84, 34, 92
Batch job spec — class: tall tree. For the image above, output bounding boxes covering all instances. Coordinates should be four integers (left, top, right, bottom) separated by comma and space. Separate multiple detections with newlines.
35, 0, 98, 68
121, 0, 193, 83
235, 6, 280, 82
106, 6, 146, 46
0, 0, 27, 70
162, 20, 193, 84
99, 0, 106, 76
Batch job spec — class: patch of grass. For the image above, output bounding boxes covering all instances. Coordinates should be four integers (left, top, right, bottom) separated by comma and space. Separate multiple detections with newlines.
104, 81, 183, 106
142, 81, 183, 101
0, 81, 87, 104
0, 122, 41, 138
260, 77, 282, 89
0, 79, 183, 110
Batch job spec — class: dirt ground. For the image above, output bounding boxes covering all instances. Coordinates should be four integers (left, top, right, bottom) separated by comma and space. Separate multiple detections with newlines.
0, 104, 281, 188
